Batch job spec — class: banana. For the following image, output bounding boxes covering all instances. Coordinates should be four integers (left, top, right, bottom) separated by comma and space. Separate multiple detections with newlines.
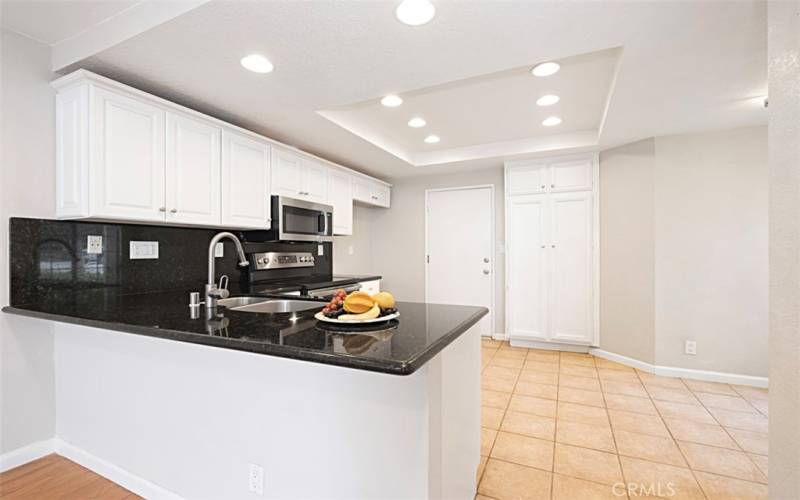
338, 303, 380, 321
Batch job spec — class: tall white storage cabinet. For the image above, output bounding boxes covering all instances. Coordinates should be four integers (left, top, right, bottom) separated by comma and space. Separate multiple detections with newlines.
505, 154, 599, 349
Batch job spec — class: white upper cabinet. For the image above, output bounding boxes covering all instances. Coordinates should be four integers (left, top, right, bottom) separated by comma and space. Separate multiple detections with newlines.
89, 86, 166, 222
328, 169, 353, 235
165, 111, 221, 225
222, 129, 271, 229
271, 148, 304, 198
53, 70, 390, 228
353, 178, 391, 208
506, 155, 595, 195
301, 158, 328, 204
506, 162, 548, 195
550, 157, 593, 192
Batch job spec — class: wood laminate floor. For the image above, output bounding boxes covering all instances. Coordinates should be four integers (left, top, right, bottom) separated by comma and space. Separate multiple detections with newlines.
0, 454, 139, 499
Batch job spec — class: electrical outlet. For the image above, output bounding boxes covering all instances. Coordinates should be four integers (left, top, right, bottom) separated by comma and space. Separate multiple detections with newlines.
87, 235, 103, 254
215, 242, 224, 258
129, 241, 159, 260
685, 340, 697, 356
348, 245, 354, 255
248, 463, 264, 496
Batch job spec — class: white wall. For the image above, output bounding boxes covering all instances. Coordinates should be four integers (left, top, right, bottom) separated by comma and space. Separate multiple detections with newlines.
654, 126, 768, 376
0, 29, 58, 455
368, 168, 506, 335
767, 0, 800, 494
599, 139, 656, 364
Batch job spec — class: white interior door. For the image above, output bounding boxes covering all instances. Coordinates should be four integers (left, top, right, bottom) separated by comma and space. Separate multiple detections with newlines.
426, 187, 494, 337
549, 192, 594, 343
507, 195, 548, 340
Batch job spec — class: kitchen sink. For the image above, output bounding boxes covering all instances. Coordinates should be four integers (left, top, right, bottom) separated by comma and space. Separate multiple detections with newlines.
216, 296, 270, 308
226, 298, 323, 314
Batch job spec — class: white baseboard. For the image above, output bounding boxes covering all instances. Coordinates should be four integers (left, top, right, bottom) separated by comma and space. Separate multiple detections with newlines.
510, 338, 590, 353
54, 439, 184, 500
590, 349, 769, 388
0, 438, 55, 472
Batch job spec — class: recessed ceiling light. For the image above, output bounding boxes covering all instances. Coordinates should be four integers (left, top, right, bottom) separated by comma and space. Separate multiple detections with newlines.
536, 94, 560, 107
240, 54, 274, 74
424, 134, 440, 144
381, 95, 403, 107
408, 117, 427, 128
542, 116, 562, 127
531, 62, 560, 77
395, 0, 436, 26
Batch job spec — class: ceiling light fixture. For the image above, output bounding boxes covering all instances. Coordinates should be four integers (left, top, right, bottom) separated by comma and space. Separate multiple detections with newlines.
408, 117, 427, 128
424, 135, 440, 144
381, 95, 403, 107
542, 116, 562, 127
531, 62, 560, 77
240, 54, 274, 74
395, 0, 436, 26
536, 94, 560, 107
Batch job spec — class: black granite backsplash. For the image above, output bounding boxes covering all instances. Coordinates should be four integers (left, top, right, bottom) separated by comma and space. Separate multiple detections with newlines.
9, 218, 332, 306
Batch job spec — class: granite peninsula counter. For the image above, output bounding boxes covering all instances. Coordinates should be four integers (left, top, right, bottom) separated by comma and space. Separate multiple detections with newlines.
3, 288, 487, 499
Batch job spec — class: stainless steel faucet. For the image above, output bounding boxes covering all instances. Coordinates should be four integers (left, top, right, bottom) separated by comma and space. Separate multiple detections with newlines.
204, 232, 249, 308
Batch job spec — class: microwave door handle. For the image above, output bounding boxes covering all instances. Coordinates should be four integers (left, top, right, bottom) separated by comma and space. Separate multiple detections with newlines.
322, 211, 329, 236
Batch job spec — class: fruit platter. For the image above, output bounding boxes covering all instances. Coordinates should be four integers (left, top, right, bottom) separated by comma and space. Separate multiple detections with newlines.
314, 289, 399, 324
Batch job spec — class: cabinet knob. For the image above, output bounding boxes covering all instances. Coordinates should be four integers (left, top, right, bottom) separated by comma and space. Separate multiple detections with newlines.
540, 185, 545, 189
551, 244, 556, 248
483, 257, 490, 263
551, 184, 555, 188
170, 208, 177, 213
540, 245, 545, 249
483, 269, 490, 275
158, 206, 166, 212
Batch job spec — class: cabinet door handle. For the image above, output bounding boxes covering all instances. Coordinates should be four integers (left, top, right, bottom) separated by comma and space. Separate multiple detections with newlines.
158, 206, 166, 212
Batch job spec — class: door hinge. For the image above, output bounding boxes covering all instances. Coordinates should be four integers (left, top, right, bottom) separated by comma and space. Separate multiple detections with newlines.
426, 255, 430, 264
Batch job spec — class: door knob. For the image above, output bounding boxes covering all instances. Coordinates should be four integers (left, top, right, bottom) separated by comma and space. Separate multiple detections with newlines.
483, 257, 490, 263
483, 269, 490, 275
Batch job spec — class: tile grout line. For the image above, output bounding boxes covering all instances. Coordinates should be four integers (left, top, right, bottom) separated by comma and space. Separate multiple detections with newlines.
634, 369, 711, 500
593, 354, 630, 500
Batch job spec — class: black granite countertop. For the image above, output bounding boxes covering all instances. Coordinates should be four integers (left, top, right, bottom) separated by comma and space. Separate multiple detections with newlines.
2, 289, 487, 375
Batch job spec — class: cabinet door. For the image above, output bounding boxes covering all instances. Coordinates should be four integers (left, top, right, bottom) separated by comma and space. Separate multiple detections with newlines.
165, 112, 221, 225
506, 195, 548, 340
549, 192, 594, 343
301, 159, 328, 203
506, 162, 548, 195
328, 170, 353, 235
90, 86, 166, 221
271, 148, 303, 198
550, 158, 593, 192
221, 130, 271, 229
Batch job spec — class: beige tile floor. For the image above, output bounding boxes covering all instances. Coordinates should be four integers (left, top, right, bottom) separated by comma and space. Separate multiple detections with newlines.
477, 339, 769, 500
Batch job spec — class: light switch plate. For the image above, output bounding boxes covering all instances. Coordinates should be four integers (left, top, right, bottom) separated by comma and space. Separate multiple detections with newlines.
318, 244, 324, 256
87, 235, 103, 254
130, 241, 159, 260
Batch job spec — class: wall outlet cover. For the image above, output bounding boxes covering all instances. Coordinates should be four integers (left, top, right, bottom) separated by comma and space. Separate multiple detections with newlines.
685, 340, 697, 355
248, 463, 264, 496
87, 235, 103, 254
129, 241, 159, 260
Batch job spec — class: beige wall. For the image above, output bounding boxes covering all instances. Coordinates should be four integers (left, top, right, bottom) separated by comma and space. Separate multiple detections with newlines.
654, 127, 768, 376
332, 205, 378, 276
599, 139, 656, 364
367, 168, 506, 335
0, 29, 57, 453
767, 0, 800, 494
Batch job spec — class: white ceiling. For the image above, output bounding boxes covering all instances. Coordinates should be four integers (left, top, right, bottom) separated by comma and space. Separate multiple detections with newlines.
1, 0, 140, 45
7, 0, 767, 181
319, 47, 621, 166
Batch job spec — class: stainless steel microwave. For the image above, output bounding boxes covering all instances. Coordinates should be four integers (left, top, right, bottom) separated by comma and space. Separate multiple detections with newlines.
266, 196, 333, 242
